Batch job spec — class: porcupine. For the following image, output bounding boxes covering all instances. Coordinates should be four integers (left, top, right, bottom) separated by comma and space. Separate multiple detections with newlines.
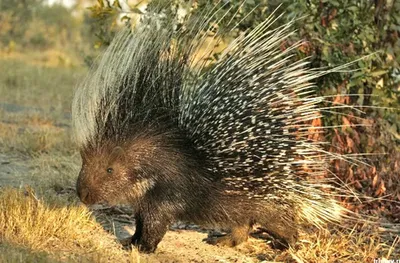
72, 7, 351, 253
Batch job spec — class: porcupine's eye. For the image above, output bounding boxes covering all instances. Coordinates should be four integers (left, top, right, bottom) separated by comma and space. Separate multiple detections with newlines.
106, 167, 114, 174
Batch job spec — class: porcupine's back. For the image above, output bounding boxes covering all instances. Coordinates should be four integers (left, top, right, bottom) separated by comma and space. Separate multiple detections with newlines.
180, 14, 347, 226
73, 10, 346, 227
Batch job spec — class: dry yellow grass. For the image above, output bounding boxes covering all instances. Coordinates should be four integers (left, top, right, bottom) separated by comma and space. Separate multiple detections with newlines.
0, 242, 59, 263
288, 227, 399, 262
218, 224, 400, 262
0, 187, 139, 262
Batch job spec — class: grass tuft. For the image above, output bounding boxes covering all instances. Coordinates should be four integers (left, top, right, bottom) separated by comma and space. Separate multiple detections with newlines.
0, 187, 138, 262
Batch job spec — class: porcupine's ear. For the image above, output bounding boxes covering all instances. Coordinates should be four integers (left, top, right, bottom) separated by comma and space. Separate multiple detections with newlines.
109, 146, 126, 164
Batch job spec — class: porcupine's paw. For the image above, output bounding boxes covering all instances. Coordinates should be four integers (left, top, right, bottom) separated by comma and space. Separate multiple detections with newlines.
120, 236, 134, 248
270, 231, 298, 250
120, 234, 159, 253
130, 234, 161, 253
261, 225, 298, 250
206, 225, 250, 247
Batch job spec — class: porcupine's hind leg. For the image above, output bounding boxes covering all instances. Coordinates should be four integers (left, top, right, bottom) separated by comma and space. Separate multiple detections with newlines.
206, 224, 252, 247
257, 202, 299, 249
205, 198, 298, 248
206, 218, 298, 249
259, 219, 298, 249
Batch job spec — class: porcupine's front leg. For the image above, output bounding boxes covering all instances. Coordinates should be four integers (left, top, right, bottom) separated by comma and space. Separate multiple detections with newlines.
131, 211, 169, 253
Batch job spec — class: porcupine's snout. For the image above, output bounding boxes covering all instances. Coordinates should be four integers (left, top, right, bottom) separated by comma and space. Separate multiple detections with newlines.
76, 169, 93, 204
76, 167, 104, 205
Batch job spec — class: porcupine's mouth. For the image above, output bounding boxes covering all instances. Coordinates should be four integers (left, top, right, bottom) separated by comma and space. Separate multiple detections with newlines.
82, 195, 127, 207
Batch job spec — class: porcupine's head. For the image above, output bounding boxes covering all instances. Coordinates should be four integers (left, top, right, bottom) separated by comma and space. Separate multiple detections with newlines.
76, 136, 164, 205
76, 144, 136, 205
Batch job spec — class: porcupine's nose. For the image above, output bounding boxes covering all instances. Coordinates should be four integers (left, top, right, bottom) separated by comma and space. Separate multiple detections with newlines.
76, 170, 92, 204
77, 186, 91, 204
76, 183, 89, 204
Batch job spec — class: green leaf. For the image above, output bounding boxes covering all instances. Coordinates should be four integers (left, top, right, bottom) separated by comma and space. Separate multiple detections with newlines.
370, 70, 388, 77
